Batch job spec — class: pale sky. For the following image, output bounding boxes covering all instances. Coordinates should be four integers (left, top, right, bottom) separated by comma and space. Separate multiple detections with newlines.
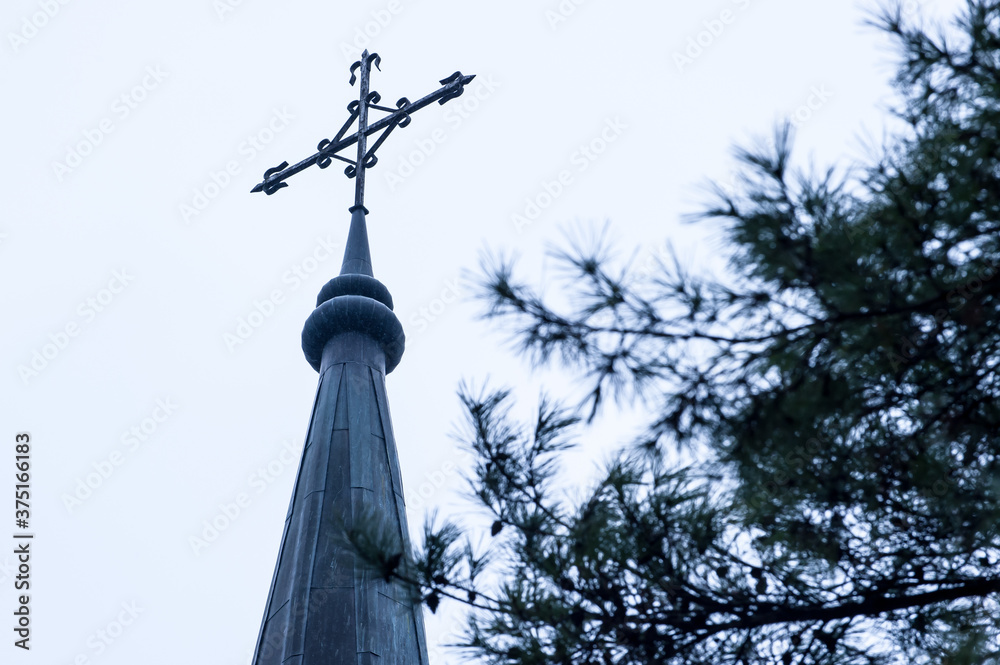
2, 0, 967, 663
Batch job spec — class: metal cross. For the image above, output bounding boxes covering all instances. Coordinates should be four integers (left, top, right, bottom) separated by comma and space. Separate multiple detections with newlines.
251, 50, 475, 212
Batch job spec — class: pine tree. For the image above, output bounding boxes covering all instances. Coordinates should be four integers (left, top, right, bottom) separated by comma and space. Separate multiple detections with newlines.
350, 2, 1000, 662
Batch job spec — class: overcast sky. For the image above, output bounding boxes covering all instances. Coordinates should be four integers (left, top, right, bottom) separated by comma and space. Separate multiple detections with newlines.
2, 0, 968, 663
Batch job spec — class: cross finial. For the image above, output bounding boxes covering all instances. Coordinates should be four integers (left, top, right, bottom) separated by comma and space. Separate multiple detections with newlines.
251, 52, 475, 213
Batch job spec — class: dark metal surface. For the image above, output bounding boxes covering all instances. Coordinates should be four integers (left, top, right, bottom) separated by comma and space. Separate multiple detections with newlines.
250, 50, 475, 211
250, 354, 428, 665
251, 207, 423, 663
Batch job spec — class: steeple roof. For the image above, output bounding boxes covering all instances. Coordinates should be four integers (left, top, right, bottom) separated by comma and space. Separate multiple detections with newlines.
251, 207, 426, 664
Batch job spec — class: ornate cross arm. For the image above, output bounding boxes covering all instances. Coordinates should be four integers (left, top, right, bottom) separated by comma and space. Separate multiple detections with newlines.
250, 50, 475, 211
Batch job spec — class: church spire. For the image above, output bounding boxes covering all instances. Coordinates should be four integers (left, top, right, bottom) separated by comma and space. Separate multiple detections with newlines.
251, 205, 423, 664
248, 54, 475, 664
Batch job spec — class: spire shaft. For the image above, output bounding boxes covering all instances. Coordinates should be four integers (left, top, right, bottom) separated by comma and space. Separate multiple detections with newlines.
252, 209, 414, 663
341, 206, 374, 277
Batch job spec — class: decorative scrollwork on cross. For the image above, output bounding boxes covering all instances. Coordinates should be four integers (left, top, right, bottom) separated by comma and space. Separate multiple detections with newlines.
251, 50, 475, 211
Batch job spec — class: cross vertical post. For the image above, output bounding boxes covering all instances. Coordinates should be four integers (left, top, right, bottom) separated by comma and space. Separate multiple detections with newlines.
353, 50, 374, 211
